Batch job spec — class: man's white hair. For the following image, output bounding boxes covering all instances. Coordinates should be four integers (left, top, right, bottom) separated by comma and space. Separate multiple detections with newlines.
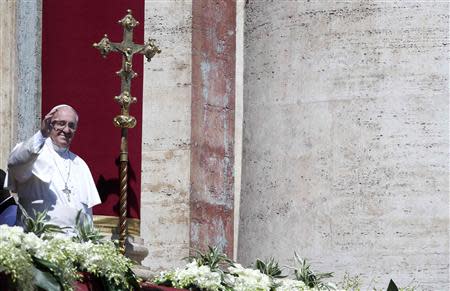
49, 104, 79, 122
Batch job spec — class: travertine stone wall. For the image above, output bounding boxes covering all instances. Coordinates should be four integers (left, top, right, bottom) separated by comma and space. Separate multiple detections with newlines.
233, 0, 245, 260
16, 0, 42, 142
239, 1, 449, 290
0, 0, 41, 170
0, 0, 17, 170
141, 0, 192, 271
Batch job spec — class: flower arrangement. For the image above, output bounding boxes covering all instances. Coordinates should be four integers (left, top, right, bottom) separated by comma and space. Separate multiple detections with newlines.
154, 260, 331, 291
0, 226, 35, 290
225, 263, 272, 291
156, 260, 223, 291
154, 247, 337, 291
32, 235, 81, 290
0, 206, 417, 291
153, 247, 418, 291
74, 240, 139, 290
0, 215, 139, 291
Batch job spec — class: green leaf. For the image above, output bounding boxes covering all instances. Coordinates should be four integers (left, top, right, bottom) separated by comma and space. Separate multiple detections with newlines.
33, 256, 60, 272
74, 209, 104, 243
387, 279, 399, 291
32, 266, 62, 291
255, 257, 287, 279
125, 267, 141, 290
256, 259, 265, 270
18, 202, 65, 237
292, 252, 333, 288
185, 245, 233, 271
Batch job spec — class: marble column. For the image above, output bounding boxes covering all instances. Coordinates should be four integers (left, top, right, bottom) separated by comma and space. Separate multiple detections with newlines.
0, 0, 42, 170
239, 1, 449, 290
0, 0, 18, 170
190, 0, 237, 258
140, 0, 193, 273
15, 0, 42, 142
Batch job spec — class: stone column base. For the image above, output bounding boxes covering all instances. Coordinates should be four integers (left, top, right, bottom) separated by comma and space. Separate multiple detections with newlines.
125, 235, 154, 280
125, 234, 149, 265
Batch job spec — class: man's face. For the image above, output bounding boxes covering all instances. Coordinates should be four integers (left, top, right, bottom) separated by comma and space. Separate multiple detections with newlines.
49, 107, 78, 148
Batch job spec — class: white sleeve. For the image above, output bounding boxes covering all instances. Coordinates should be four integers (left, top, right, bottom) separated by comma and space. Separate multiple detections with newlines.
7, 131, 46, 167
6, 131, 48, 189
81, 161, 102, 209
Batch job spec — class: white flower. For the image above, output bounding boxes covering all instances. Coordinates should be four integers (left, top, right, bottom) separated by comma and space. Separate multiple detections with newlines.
274, 278, 307, 291
155, 260, 224, 291
22, 232, 44, 252
0, 225, 24, 245
0, 224, 138, 291
152, 257, 342, 291
227, 264, 272, 291
72, 240, 135, 289
0, 227, 34, 290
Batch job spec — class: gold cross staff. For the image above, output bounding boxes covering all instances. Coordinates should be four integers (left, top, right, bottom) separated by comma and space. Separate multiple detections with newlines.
93, 9, 161, 252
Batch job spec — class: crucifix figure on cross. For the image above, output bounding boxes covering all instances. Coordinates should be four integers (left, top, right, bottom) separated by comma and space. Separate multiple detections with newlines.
93, 9, 161, 252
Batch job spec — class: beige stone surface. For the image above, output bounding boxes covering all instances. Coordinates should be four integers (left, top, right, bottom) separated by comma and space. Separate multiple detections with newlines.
141, 0, 192, 271
0, 0, 41, 170
233, 0, 245, 261
239, 1, 449, 290
0, 0, 17, 170
15, 0, 41, 142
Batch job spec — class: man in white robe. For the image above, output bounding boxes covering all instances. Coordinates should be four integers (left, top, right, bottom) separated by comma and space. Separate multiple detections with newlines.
4, 104, 101, 233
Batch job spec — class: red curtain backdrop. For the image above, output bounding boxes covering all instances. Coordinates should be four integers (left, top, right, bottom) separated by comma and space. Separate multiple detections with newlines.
42, 0, 144, 219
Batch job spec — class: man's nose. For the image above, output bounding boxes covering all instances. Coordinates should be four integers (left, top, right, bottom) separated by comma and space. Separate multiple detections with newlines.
62, 125, 72, 133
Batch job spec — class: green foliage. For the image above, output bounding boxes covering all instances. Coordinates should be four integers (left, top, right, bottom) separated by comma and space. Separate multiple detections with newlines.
124, 267, 141, 291
292, 252, 335, 290
76, 241, 140, 291
182, 246, 234, 290
339, 272, 361, 291
73, 210, 104, 243
0, 208, 138, 291
154, 245, 423, 291
99, 267, 141, 291
387, 279, 399, 291
255, 257, 287, 279
370, 278, 417, 291
186, 246, 233, 271
18, 203, 65, 237
31, 258, 63, 291
154, 261, 221, 290
0, 231, 35, 290
384, 279, 417, 291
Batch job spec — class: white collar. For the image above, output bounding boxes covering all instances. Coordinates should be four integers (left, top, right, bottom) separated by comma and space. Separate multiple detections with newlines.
45, 138, 78, 164
52, 142, 70, 154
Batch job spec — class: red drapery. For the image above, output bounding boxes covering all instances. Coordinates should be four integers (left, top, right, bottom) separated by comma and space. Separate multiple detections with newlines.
42, 0, 144, 219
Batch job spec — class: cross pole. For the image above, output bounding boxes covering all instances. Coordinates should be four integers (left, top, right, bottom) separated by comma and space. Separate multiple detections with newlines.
93, 9, 161, 252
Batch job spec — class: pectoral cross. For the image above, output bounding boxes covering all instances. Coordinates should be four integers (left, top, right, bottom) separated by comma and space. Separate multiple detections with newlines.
93, 9, 161, 252
62, 184, 71, 202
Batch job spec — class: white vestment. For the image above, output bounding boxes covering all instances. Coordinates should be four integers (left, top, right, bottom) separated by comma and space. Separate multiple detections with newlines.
4, 131, 101, 233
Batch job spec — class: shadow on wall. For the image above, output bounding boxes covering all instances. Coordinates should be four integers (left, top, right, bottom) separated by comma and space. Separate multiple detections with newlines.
95, 157, 139, 217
